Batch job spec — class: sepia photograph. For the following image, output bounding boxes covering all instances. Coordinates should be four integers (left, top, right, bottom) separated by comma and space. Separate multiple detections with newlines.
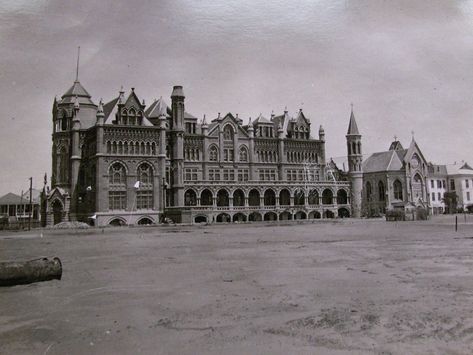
1, 1, 473, 354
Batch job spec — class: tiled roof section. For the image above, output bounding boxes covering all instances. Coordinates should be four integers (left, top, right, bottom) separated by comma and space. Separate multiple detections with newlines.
62, 81, 91, 98
253, 114, 271, 124
363, 150, 403, 173
347, 110, 359, 135
60, 81, 95, 105
0, 193, 23, 205
429, 164, 448, 176
0, 192, 40, 205
395, 149, 407, 161
146, 97, 196, 120
146, 97, 170, 118
461, 162, 473, 170
103, 97, 119, 120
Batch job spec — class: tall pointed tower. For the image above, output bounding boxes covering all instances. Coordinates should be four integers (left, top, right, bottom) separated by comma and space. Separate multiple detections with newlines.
170, 86, 185, 208
346, 106, 363, 217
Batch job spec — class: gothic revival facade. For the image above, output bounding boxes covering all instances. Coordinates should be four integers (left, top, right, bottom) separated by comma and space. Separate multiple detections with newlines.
361, 138, 430, 216
45, 77, 360, 226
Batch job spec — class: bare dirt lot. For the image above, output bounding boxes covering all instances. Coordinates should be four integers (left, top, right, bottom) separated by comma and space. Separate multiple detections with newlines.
1, 216, 473, 354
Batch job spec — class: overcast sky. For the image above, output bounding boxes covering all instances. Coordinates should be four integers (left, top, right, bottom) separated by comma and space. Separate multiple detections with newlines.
1, 0, 473, 195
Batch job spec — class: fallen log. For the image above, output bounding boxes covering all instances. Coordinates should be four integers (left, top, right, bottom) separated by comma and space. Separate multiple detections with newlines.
0, 257, 62, 287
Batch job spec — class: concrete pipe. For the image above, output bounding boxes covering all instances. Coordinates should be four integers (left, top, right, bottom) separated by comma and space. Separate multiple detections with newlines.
0, 257, 62, 287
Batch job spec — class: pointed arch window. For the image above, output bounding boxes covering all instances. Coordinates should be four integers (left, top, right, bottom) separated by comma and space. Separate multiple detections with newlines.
393, 180, 403, 200
108, 162, 127, 210
366, 181, 372, 202
209, 146, 218, 161
378, 181, 385, 201
136, 164, 154, 209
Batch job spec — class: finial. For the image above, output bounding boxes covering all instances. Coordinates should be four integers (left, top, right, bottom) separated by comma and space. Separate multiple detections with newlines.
97, 98, 104, 115
75, 46, 80, 81
119, 85, 124, 93
74, 95, 80, 110
131, 87, 135, 92
284, 106, 288, 113
142, 99, 145, 106
393, 135, 397, 142
350, 102, 354, 112
218, 112, 221, 118
411, 130, 415, 140
202, 114, 207, 125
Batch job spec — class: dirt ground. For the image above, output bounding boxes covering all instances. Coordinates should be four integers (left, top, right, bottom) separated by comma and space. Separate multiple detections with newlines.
1, 216, 473, 355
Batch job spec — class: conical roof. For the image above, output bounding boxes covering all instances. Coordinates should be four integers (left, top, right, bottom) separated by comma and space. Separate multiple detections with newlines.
347, 110, 360, 135
60, 80, 95, 105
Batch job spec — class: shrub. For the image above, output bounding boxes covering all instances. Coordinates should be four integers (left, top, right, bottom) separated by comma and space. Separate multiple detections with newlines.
416, 208, 429, 220
385, 209, 405, 221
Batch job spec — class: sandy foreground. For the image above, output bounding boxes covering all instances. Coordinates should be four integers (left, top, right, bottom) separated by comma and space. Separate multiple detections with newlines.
1, 217, 473, 355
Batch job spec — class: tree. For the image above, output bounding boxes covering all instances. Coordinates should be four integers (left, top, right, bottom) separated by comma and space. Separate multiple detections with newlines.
442, 192, 458, 214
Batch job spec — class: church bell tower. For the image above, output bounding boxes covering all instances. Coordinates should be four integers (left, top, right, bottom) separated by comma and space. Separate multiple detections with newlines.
346, 106, 363, 217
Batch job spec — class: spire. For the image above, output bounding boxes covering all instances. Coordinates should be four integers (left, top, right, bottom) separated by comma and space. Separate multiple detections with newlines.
75, 46, 80, 82
347, 105, 360, 135
118, 86, 125, 104
97, 99, 104, 115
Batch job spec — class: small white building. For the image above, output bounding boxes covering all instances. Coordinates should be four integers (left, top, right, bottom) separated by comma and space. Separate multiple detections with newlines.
446, 162, 473, 212
427, 164, 447, 215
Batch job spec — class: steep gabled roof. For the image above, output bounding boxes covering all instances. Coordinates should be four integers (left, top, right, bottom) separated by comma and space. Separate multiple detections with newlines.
145, 97, 169, 119
363, 150, 403, 173
103, 97, 119, 120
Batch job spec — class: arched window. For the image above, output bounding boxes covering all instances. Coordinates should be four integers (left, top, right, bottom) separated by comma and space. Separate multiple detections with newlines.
249, 189, 260, 206
184, 189, 197, 206
239, 146, 248, 162
233, 189, 245, 206
129, 108, 136, 125
378, 181, 385, 201
352, 142, 357, 155
108, 162, 127, 210
200, 189, 213, 206
294, 189, 305, 206
337, 189, 348, 204
109, 162, 126, 185
217, 189, 229, 207
308, 190, 319, 205
264, 189, 276, 206
137, 163, 153, 209
279, 189, 290, 206
223, 125, 234, 141
121, 109, 128, 125
209, 146, 218, 161
322, 189, 333, 205
393, 180, 403, 200
366, 182, 372, 202
57, 146, 68, 183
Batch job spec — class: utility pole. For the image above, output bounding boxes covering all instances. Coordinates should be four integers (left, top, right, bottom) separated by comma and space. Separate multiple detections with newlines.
28, 177, 32, 231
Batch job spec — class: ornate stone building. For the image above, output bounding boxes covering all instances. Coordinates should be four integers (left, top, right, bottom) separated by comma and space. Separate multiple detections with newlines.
45, 77, 358, 226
